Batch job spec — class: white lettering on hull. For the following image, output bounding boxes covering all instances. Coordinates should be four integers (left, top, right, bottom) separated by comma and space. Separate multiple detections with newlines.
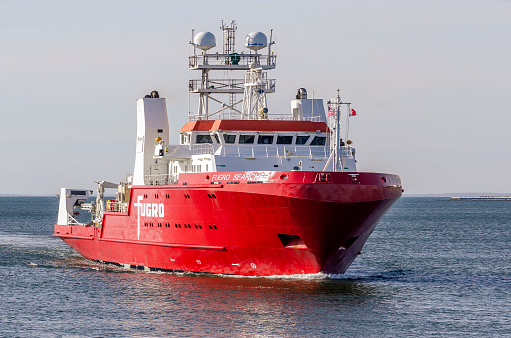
133, 196, 165, 240
211, 172, 271, 182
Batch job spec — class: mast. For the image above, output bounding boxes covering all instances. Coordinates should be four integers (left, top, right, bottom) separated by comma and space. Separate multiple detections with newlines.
325, 90, 351, 172
188, 21, 276, 121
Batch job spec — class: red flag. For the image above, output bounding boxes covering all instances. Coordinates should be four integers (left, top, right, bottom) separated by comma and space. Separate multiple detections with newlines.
350, 108, 357, 117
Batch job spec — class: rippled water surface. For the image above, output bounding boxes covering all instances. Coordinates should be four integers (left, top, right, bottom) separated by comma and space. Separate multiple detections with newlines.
1, 196, 510, 337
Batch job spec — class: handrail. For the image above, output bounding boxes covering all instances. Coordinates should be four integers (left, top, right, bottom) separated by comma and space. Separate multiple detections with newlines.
189, 143, 354, 159
189, 53, 277, 68
187, 112, 321, 122
219, 145, 329, 158
144, 174, 178, 186
191, 144, 215, 155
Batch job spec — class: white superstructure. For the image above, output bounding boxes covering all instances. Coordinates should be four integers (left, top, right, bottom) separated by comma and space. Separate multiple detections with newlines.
130, 20, 358, 187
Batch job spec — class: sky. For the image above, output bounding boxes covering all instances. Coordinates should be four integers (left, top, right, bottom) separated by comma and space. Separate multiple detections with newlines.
1, 0, 510, 195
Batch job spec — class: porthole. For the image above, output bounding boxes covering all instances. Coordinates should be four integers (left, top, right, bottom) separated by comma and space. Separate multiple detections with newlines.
213, 224, 217, 230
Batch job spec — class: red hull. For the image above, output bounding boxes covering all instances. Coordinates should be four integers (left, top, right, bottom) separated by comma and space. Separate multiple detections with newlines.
54, 171, 402, 276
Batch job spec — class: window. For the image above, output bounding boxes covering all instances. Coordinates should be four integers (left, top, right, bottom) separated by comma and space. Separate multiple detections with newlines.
239, 134, 255, 144
296, 135, 310, 145
277, 135, 293, 144
258, 135, 274, 144
196, 134, 213, 144
157, 129, 163, 133
213, 134, 220, 143
310, 136, 326, 145
223, 134, 236, 143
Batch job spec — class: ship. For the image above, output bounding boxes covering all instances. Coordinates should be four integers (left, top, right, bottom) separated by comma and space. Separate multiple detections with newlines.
54, 21, 403, 276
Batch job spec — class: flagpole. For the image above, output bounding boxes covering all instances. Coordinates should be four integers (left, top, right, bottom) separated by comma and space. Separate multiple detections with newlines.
335, 90, 342, 172
346, 103, 350, 144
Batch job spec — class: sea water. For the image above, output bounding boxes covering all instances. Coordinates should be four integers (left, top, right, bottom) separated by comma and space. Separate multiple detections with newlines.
0, 196, 509, 337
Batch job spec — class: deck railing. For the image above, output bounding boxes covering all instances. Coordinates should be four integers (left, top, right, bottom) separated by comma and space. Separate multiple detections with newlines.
219, 145, 329, 158
189, 53, 276, 69
144, 174, 178, 186
187, 112, 322, 122
190, 144, 354, 159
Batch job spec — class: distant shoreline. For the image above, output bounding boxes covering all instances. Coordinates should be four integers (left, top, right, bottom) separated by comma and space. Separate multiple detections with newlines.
404, 193, 511, 198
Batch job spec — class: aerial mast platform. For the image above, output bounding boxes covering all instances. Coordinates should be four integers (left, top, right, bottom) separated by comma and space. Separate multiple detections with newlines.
188, 20, 276, 120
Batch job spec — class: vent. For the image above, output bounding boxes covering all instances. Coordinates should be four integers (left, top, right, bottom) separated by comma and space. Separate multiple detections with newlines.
277, 234, 307, 249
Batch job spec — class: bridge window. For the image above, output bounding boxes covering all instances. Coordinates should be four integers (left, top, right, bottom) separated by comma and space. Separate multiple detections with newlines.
239, 134, 255, 144
196, 134, 213, 144
277, 135, 293, 144
296, 135, 310, 145
258, 135, 274, 144
310, 136, 326, 145
223, 134, 236, 143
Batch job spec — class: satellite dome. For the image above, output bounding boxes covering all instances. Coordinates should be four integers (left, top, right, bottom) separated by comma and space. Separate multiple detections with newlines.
194, 31, 216, 51
245, 31, 267, 51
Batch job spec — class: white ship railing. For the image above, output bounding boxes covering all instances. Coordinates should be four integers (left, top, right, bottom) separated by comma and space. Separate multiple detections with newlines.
265, 114, 324, 122
190, 144, 354, 159
219, 145, 329, 158
189, 53, 276, 69
145, 174, 178, 186
342, 146, 355, 158
191, 144, 216, 155
187, 113, 324, 122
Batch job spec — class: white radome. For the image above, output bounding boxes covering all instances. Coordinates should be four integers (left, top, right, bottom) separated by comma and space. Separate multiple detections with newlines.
245, 31, 267, 51
194, 31, 216, 51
